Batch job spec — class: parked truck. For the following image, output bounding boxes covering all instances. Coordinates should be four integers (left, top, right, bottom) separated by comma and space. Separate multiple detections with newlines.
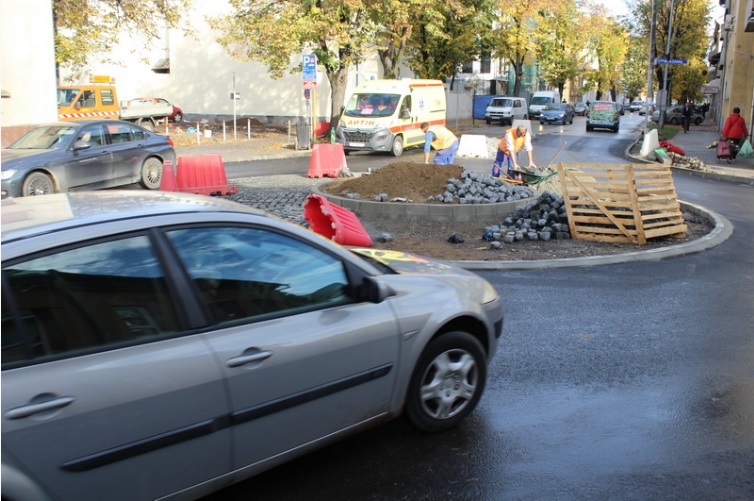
57, 76, 173, 131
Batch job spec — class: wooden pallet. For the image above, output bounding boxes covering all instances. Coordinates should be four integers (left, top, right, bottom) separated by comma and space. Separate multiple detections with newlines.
555, 162, 688, 244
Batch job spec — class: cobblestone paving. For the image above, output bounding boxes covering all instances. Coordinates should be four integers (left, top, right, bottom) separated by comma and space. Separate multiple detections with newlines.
226, 175, 318, 226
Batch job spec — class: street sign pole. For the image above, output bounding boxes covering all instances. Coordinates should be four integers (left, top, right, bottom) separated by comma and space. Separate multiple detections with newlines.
302, 53, 318, 147
659, 0, 676, 129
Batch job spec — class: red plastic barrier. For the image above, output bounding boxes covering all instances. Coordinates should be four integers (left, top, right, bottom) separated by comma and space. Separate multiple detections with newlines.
303, 194, 373, 247
308, 143, 347, 178
659, 141, 686, 156
176, 155, 237, 196
160, 159, 178, 192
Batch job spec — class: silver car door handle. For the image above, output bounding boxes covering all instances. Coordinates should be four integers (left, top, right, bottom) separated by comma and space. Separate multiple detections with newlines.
226, 350, 272, 368
5, 396, 75, 420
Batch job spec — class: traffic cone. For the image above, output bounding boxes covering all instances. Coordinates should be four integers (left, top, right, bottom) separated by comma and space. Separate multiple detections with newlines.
160, 159, 178, 192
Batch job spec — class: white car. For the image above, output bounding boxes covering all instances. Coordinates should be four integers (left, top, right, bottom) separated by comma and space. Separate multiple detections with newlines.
1, 191, 503, 501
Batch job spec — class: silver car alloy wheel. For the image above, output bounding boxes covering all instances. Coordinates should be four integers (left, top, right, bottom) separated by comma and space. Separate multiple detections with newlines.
418, 347, 479, 419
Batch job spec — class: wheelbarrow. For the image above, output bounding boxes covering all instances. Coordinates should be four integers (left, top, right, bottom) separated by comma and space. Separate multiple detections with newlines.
508, 167, 558, 189
501, 141, 565, 189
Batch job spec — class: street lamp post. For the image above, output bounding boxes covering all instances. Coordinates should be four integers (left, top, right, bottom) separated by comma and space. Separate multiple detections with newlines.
658, 0, 676, 130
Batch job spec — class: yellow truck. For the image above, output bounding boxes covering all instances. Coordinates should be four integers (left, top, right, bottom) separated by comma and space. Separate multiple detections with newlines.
56, 76, 173, 130
335, 79, 447, 156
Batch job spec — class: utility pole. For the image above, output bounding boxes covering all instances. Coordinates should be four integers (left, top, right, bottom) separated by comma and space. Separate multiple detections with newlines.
658, 0, 676, 130
646, 0, 657, 133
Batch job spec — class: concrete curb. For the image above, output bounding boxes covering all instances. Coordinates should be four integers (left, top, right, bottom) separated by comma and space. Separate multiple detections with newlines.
447, 200, 732, 271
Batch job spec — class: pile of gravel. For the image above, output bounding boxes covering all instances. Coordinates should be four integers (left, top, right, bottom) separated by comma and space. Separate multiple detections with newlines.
482, 191, 571, 246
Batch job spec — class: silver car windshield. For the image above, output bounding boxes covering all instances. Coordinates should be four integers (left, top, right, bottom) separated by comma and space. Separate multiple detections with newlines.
8, 126, 77, 150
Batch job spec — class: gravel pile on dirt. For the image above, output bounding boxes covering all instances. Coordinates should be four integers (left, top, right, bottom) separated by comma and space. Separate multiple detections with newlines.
322, 161, 534, 203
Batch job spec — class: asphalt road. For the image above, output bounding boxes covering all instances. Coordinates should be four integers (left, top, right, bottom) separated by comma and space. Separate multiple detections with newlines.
204, 115, 754, 500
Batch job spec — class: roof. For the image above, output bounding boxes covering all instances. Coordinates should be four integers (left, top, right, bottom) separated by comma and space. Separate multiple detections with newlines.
1, 191, 264, 243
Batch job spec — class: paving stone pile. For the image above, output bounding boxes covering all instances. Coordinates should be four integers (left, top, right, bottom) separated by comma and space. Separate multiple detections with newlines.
360, 170, 534, 204
482, 191, 571, 247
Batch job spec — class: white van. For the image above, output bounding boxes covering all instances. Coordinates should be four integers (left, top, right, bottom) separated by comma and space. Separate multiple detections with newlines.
528, 90, 561, 119
485, 97, 528, 125
335, 79, 446, 156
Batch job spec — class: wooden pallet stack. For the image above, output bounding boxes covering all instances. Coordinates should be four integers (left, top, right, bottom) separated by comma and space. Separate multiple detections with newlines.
555, 162, 688, 244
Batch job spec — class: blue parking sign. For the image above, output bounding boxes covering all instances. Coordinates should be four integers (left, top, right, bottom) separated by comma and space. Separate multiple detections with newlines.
303, 54, 317, 85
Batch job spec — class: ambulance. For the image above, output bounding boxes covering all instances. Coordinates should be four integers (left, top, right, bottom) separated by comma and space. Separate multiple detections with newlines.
335, 79, 447, 156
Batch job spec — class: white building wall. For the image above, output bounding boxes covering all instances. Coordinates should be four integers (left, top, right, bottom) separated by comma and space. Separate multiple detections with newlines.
0, 0, 57, 127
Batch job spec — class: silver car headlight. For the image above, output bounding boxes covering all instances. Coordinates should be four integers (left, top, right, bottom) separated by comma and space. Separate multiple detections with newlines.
481, 280, 499, 304
1, 169, 17, 180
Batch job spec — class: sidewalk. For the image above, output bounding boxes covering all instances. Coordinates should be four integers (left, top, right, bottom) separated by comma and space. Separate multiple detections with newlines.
632, 120, 754, 185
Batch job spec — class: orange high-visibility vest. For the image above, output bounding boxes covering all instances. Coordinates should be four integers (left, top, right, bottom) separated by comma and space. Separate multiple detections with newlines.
498, 128, 526, 155
428, 125, 457, 150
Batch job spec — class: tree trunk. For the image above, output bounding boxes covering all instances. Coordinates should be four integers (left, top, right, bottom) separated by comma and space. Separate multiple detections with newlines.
326, 65, 350, 130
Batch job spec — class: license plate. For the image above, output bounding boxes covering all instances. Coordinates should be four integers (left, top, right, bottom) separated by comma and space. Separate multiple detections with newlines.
349, 142, 365, 147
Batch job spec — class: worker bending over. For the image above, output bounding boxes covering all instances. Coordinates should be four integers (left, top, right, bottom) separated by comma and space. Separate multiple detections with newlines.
421, 122, 459, 165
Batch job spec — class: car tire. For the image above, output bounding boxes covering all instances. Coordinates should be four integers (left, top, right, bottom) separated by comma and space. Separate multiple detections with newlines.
22, 171, 54, 196
173, 112, 183, 123
391, 135, 404, 157
405, 331, 487, 432
695, 117, 702, 125
586, 125, 592, 132
613, 125, 620, 133
670, 117, 679, 125
137, 118, 155, 131
140, 157, 163, 190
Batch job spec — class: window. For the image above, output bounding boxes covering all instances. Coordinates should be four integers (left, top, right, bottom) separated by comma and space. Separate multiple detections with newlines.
100, 89, 115, 106
167, 227, 350, 324
480, 52, 491, 74
107, 123, 141, 144
77, 124, 107, 147
79, 90, 97, 108
2, 236, 180, 365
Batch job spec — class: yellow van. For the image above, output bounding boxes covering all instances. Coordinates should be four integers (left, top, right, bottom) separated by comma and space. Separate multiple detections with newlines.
336, 79, 446, 156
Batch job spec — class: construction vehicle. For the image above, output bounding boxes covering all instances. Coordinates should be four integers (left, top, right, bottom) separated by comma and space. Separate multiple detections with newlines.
57, 76, 173, 131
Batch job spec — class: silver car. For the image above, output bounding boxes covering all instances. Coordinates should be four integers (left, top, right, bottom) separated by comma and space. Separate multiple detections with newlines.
1, 120, 176, 199
1, 191, 503, 501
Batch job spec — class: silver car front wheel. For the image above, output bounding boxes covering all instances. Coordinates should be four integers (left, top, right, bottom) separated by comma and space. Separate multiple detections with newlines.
405, 331, 487, 432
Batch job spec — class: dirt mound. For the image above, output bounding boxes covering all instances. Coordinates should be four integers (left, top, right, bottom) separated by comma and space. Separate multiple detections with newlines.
321, 162, 465, 202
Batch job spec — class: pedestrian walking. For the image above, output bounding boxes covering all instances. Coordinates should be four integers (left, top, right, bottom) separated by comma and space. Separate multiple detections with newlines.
722, 107, 749, 159
420, 122, 459, 165
682, 102, 693, 133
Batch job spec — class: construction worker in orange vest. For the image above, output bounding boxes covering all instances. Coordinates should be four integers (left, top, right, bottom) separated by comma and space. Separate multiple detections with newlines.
494, 125, 537, 178
421, 122, 460, 165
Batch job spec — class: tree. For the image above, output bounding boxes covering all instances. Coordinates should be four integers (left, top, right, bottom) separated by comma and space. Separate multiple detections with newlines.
584, 5, 628, 100
404, 0, 495, 82
620, 34, 649, 101
489, 0, 554, 97
53, 0, 190, 82
625, 0, 711, 106
534, 0, 587, 99
210, 0, 383, 130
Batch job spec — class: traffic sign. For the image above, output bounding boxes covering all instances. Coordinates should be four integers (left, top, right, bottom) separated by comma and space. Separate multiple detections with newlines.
303, 54, 317, 87
656, 58, 688, 65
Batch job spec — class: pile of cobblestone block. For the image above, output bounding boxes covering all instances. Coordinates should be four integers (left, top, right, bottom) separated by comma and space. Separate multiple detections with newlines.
432, 170, 534, 204
363, 170, 534, 204
482, 191, 571, 247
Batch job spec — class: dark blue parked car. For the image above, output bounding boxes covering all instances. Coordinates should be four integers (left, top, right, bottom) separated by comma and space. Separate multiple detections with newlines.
539, 103, 575, 125
1, 120, 176, 199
